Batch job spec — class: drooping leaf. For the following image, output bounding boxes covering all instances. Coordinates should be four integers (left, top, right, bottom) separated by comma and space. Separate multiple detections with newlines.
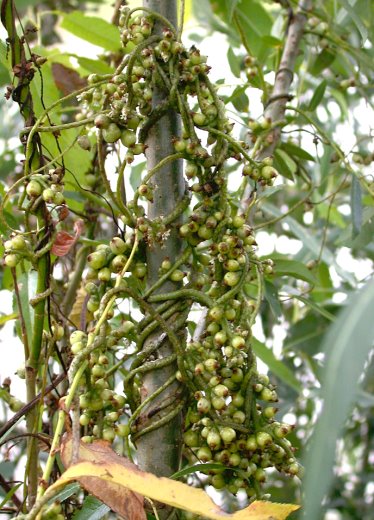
281, 142, 315, 162
274, 149, 297, 181
264, 279, 282, 320
261, 202, 356, 285
350, 175, 362, 238
72, 496, 110, 520
309, 49, 336, 76
304, 277, 374, 519
60, 12, 121, 51
252, 338, 301, 393
59, 436, 299, 520
308, 80, 327, 112
0, 481, 22, 509
274, 258, 317, 285
292, 294, 336, 322
227, 46, 241, 78
337, 0, 368, 44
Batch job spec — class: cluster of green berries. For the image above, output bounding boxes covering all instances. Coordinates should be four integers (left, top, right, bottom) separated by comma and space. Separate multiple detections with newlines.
69, 329, 132, 443
2, 233, 30, 268
40, 501, 64, 520
67, 7, 297, 498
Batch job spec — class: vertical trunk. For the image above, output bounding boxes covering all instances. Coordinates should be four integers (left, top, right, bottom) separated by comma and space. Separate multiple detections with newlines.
136, 0, 184, 483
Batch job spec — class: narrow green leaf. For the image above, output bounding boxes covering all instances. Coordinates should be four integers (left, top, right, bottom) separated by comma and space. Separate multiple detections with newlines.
47, 483, 81, 505
0, 482, 22, 509
77, 57, 114, 75
338, 0, 368, 43
309, 49, 336, 76
170, 463, 225, 480
13, 271, 37, 346
281, 142, 315, 162
292, 294, 336, 322
350, 175, 362, 237
229, 86, 249, 112
130, 162, 146, 191
252, 338, 301, 392
61, 11, 121, 51
261, 202, 356, 286
308, 80, 327, 112
274, 149, 297, 181
264, 279, 282, 320
304, 277, 374, 519
72, 496, 110, 520
274, 258, 317, 285
227, 47, 241, 78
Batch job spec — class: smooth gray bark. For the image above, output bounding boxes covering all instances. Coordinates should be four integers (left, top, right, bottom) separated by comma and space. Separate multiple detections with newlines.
136, 0, 184, 484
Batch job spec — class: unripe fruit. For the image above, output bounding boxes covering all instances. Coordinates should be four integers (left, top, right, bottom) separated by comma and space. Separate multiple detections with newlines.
79, 413, 91, 427
232, 393, 244, 408
10, 235, 27, 250
102, 123, 121, 143
116, 424, 130, 437
246, 435, 257, 451
4, 254, 18, 267
213, 384, 229, 397
92, 364, 105, 378
208, 474, 225, 491
193, 112, 206, 126
98, 267, 111, 282
212, 396, 226, 410
51, 323, 64, 340
70, 330, 87, 344
263, 406, 277, 419
183, 429, 200, 447
94, 114, 111, 129
208, 306, 224, 322
197, 397, 211, 414
256, 431, 272, 448
231, 336, 245, 350
121, 129, 137, 147
9, 397, 23, 412
254, 468, 267, 482
87, 250, 108, 270
106, 411, 120, 422
261, 165, 277, 180
110, 237, 126, 255
170, 269, 184, 282
71, 341, 84, 355
214, 331, 227, 346
232, 410, 246, 424
228, 453, 241, 467
197, 446, 212, 462
223, 271, 240, 287
42, 188, 55, 203
102, 427, 116, 442
132, 262, 147, 278
111, 254, 128, 272
26, 180, 42, 198
220, 427, 236, 444
207, 430, 221, 450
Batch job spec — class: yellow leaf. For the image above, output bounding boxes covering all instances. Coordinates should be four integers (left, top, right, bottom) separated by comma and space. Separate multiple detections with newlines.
68, 286, 92, 328
55, 437, 299, 520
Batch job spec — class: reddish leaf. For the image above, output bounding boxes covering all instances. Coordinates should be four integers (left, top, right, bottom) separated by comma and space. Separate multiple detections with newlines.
51, 219, 83, 256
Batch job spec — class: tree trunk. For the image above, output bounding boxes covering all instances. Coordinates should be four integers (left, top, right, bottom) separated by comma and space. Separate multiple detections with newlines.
136, 0, 184, 487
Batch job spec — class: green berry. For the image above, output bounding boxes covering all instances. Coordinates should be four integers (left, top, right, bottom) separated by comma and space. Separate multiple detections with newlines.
220, 427, 236, 444
26, 180, 42, 198
102, 123, 121, 143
